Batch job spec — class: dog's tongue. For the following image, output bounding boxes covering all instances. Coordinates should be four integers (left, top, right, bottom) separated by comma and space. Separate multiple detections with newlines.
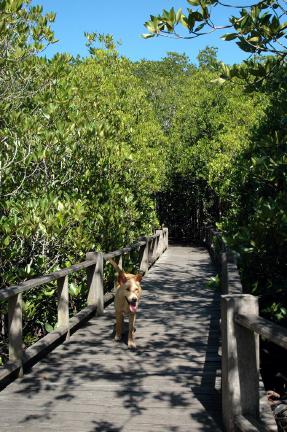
129, 304, 137, 313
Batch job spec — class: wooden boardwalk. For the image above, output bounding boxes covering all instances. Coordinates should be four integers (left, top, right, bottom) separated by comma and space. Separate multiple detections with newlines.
0, 245, 223, 432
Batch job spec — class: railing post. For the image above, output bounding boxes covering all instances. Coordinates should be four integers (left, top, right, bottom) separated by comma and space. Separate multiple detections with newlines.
163, 228, 169, 250
221, 294, 259, 431
155, 230, 163, 259
86, 252, 104, 316
221, 249, 228, 294
153, 230, 161, 262
148, 237, 155, 265
57, 276, 70, 339
139, 238, 149, 275
113, 254, 123, 288
8, 293, 23, 376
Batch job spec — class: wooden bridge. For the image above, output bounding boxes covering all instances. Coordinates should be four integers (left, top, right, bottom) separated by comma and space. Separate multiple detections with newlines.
0, 228, 285, 431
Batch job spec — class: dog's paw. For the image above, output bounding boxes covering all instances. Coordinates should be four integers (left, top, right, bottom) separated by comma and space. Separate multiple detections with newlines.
114, 334, 122, 342
128, 341, 136, 350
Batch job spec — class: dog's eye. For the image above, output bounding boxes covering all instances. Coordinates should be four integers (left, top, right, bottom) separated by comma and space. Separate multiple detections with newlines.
126, 287, 131, 292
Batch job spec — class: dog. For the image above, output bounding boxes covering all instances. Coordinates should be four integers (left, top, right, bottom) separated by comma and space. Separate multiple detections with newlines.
108, 258, 142, 349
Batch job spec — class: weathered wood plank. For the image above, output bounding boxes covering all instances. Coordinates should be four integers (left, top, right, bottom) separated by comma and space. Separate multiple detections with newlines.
8, 293, 23, 367
57, 276, 69, 331
0, 238, 150, 300
235, 312, 287, 350
86, 252, 104, 316
0, 293, 114, 384
0, 260, 96, 300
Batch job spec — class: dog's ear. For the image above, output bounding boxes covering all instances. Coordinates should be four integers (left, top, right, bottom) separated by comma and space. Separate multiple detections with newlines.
135, 274, 142, 282
118, 271, 127, 285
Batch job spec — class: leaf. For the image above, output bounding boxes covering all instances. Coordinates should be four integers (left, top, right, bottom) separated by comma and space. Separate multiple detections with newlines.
57, 201, 64, 211
142, 33, 155, 39
211, 77, 226, 85
176, 8, 183, 24
247, 36, 260, 43
69, 282, 80, 297
221, 33, 238, 41
144, 20, 158, 34
194, 23, 205, 32
45, 323, 54, 333
187, 0, 200, 5
4, 236, 10, 246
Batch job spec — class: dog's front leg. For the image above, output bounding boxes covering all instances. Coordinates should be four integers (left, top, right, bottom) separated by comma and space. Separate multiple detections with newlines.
128, 313, 136, 349
115, 312, 123, 341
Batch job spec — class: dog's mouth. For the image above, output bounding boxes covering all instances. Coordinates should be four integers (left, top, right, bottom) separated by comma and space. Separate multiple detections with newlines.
125, 297, 138, 313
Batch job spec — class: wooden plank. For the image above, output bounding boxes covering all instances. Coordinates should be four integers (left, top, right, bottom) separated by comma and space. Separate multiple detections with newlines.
0, 397, 220, 409
221, 295, 259, 431
103, 240, 146, 260
227, 261, 243, 294
8, 293, 23, 374
57, 276, 69, 331
0, 413, 223, 432
86, 252, 104, 316
0, 292, 114, 384
0, 237, 151, 300
0, 260, 96, 300
235, 313, 287, 350
139, 239, 149, 274
235, 414, 277, 432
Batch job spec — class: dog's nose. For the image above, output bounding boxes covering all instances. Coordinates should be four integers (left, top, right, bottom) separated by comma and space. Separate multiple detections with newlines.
130, 297, 137, 304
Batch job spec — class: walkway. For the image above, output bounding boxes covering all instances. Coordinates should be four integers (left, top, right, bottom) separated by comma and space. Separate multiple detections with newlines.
0, 245, 223, 432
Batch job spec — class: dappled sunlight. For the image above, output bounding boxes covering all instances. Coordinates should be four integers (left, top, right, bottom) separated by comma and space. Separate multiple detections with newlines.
0, 246, 222, 432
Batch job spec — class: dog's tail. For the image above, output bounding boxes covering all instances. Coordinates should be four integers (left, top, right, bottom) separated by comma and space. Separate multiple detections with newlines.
107, 258, 124, 275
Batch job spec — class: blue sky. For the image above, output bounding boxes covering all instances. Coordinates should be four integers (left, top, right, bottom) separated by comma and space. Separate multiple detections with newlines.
36, 0, 251, 65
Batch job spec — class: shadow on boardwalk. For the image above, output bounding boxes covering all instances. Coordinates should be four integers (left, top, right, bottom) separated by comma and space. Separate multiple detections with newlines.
0, 245, 222, 432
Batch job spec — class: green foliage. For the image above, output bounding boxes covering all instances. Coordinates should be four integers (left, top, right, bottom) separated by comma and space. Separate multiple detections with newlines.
221, 67, 287, 322
206, 274, 220, 290
144, 1, 287, 79
0, 5, 167, 350
1, 45, 166, 291
197, 46, 220, 71
136, 46, 287, 325
0, 0, 57, 106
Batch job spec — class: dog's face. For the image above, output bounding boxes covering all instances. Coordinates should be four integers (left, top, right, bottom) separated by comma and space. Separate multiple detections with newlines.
118, 272, 142, 314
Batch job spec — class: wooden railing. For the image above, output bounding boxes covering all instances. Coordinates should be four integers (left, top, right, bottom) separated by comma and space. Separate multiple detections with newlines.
0, 228, 168, 385
200, 224, 286, 432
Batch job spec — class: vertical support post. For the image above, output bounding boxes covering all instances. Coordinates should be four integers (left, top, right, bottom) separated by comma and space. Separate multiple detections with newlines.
163, 228, 168, 251
148, 237, 155, 265
154, 235, 160, 260
221, 250, 228, 294
8, 293, 23, 376
155, 230, 162, 259
139, 238, 149, 275
86, 252, 104, 316
113, 254, 123, 288
163, 229, 166, 250
221, 294, 259, 432
57, 276, 70, 339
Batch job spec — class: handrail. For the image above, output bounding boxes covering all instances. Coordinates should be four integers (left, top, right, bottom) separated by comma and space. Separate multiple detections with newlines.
235, 313, 287, 351
0, 238, 155, 301
199, 223, 243, 295
199, 224, 280, 431
0, 260, 97, 300
0, 228, 168, 386
221, 297, 285, 432
199, 225, 282, 432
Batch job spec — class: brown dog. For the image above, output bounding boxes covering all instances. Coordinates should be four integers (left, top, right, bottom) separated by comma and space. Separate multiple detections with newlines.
108, 258, 142, 349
